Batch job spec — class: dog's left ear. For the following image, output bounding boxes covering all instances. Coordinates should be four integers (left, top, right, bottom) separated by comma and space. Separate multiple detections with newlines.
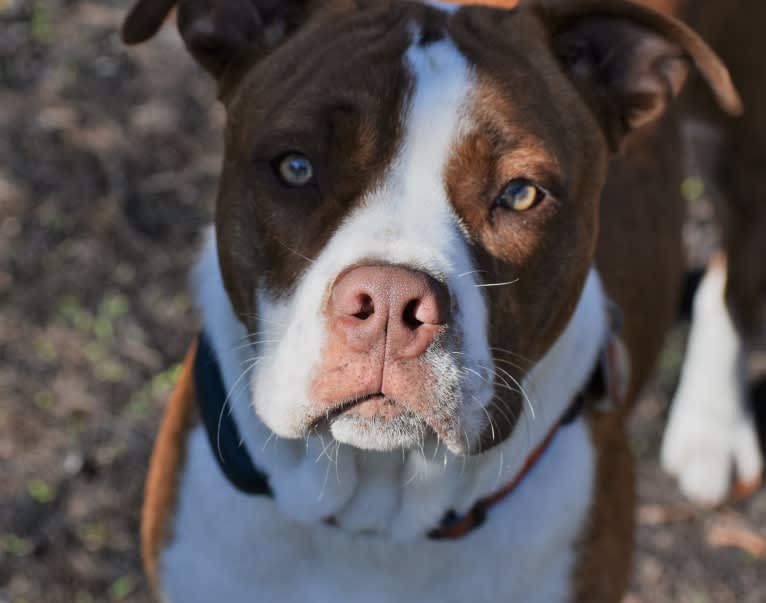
122, 0, 314, 82
531, 0, 742, 149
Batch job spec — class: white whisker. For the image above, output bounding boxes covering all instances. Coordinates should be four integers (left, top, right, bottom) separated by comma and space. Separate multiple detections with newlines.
457, 269, 486, 278
475, 279, 519, 288
494, 365, 536, 420
216, 356, 266, 461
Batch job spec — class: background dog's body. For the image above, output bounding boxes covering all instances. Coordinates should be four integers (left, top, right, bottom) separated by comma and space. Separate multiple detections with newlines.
120, 1, 758, 602
653, 0, 766, 506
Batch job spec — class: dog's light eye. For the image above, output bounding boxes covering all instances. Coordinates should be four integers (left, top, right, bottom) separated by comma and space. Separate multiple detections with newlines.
276, 153, 314, 187
496, 179, 545, 212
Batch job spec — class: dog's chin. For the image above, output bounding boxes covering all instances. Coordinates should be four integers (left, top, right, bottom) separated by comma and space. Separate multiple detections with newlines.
328, 414, 480, 455
294, 394, 484, 455
329, 413, 431, 452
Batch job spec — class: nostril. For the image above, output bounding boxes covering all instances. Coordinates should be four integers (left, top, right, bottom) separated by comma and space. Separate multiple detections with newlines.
353, 294, 375, 320
402, 299, 424, 330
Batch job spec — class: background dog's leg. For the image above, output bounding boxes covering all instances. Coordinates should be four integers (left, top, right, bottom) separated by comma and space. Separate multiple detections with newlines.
661, 255, 763, 505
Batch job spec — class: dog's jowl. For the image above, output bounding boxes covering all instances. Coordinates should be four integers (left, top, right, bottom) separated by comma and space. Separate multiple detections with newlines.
122, 1, 743, 601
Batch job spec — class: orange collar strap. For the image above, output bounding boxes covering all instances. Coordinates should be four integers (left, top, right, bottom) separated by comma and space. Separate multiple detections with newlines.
429, 333, 627, 540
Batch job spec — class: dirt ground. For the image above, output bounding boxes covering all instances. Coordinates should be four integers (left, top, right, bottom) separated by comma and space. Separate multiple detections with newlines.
1, 2, 764, 602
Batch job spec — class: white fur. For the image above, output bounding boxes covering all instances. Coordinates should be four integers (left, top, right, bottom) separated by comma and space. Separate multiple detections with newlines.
661, 260, 763, 505
162, 416, 593, 603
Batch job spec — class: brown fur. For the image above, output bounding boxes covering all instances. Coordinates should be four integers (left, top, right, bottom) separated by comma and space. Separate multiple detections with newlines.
682, 1, 766, 335
141, 341, 199, 588
571, 114, 686, 596
636, 0, 766, 337
597, 120, 686, 407
649, 0, 766, 335
574, 409, 637, 602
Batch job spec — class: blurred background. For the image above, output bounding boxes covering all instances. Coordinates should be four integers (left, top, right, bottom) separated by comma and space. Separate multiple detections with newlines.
0, 1, 764, 602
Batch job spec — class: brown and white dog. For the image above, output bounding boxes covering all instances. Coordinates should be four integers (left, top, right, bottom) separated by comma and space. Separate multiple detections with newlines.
121, 1, 750, 601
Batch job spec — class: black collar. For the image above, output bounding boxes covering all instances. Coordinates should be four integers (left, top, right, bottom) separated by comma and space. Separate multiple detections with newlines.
195, 333, 272, 496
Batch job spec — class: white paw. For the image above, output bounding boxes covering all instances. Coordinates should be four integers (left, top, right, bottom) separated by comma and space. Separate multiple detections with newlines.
661, 258, 764, 506
661, 399, 763, 506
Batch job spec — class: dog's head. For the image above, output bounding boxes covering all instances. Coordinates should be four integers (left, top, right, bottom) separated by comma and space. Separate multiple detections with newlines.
124, 0, 739, 455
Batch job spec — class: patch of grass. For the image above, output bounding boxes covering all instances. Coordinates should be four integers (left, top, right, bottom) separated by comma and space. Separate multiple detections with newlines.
59, 293, 130, 341
94, 294, 130, 340
58, 295, 95, 333
75, 592, 95, 603
127, 363, 183, 419
93, 316, 114, 340
151, 363, 183, 395
33, 390, 53, 410
1, 534, 34, 557
34, 338, 57, 363
27, 478, 55, 504
101, 294, 130, 320
30, 0, 52, 45
96, 361, 127, 384
65, 413, 87, 441
84, 340, 106, 363
109, 575, 137, 601
125, 397, 151, 420
78, 521, 106, 552
86, 340, 127, 382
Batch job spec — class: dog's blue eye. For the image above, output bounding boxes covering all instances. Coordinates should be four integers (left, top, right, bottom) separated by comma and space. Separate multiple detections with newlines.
277, 153, 314, 187
496, 179, 545, 212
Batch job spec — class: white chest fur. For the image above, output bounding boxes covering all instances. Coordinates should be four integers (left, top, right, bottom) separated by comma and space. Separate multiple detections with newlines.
160, 416, 593, 603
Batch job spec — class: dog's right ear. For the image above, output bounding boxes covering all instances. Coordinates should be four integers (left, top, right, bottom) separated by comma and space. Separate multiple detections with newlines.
121, 0, 314, 80
528, 0, 741, 151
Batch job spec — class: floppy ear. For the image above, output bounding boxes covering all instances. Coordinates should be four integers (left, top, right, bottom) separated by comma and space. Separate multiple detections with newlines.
529, 0, 742, 149
121, 0, 314, 81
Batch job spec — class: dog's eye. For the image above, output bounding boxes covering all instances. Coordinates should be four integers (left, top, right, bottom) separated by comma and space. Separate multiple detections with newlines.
276, 153, 314, 187
496, 179, 546, 212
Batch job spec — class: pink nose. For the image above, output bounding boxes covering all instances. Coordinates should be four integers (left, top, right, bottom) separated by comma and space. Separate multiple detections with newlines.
327, 265, 450, 360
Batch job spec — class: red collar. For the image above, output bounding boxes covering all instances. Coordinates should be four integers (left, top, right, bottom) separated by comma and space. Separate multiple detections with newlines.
428, 334, 627, 540
428, 414, 566, 540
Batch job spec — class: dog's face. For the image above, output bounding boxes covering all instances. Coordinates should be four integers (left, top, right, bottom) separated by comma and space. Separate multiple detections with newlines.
217, 3, 610, 455
124, 0, 739, 455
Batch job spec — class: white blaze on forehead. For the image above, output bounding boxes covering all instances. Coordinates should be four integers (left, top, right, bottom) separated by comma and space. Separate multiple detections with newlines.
393, 38, 473, 236
251, 32, 494, 448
